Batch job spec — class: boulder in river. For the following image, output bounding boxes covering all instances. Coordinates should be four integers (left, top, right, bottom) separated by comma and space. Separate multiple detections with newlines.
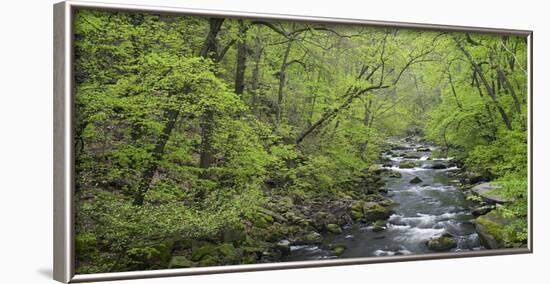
399, 161, 420, 168
312, 211, 337, 231
372, 220, 386, 232
430, 163, 447, 169
326, 223, 343, 234
388, 171, 402, 178
351, 201, 393, 222
368, 164, 390, 174
276, 239, 291, 255
475, 210, 521, 249
332, 244, 347, 255
472, 205, 495, 216
299, 231, 322, 244
403, 152, 421, 159
426, 234, 457, 251
471, 182, 513, 204
416, 147, 431, 152
463, 171, 485, 184
409, 176, 423, 184
391, 145, 409, 151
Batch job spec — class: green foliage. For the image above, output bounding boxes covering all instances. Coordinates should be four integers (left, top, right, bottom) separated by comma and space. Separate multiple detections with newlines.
73, 8, 528, 273
467, 130, 527, 178
493, 175, 529, 242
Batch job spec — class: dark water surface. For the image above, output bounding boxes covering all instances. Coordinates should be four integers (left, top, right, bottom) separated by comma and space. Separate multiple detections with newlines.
286, 139, 484, 261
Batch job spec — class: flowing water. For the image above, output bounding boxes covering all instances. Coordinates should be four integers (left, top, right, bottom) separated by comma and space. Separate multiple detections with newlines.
286, 138, 484, 260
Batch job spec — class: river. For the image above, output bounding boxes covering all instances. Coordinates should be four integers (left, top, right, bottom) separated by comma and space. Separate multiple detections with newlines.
286, 137, 484, 260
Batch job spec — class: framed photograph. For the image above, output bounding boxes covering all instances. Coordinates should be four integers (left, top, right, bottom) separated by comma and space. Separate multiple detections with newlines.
54, 1, 533, 282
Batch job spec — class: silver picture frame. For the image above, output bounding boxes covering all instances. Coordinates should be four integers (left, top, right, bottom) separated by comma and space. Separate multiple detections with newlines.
53, 1, 533, 282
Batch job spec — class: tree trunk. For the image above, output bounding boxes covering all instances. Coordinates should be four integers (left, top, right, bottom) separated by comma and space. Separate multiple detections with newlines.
456, 40, 512, 130
276, 40, 293, 124
498, 68, 521, 113
250, 36, 262, 114
133, 107, 180, 205
198, 18, 225, 173
234, 20, 247, 96
296, 85, 388, 144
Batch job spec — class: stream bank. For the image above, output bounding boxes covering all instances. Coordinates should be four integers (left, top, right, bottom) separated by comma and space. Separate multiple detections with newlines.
166, 136, 521, 268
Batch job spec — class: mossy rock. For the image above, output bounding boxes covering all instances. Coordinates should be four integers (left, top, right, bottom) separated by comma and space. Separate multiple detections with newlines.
372, 220, 386, 232
399, 161, 419, 169
275, 239, 291, 255
332, 244, 346, 255
169, 255, 193, 268
191, 244, 218, 261
217, 243, 238, 258
409, 176, 423, 184
403, 153, 421, 159
299, 231, 322, 244
368, 164, 389, 174
475, 210, 521, 249
258, 207, 287, 223
426, 235, 457, 251
313, 211, 337, 230
364, 202, 392, 221
326, 223, 343, 234
362, 194, 395, 207
388, 171, 402, 178
351, 208, 364, 220
197, 255, 218, 267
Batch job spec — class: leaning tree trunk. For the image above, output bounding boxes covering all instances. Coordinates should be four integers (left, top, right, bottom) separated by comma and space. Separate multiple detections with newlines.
456, 40, 512, 130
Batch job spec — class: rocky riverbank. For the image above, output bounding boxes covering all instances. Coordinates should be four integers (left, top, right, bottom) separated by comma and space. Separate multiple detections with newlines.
164, 165, 396, 268
161, 136, 524, 269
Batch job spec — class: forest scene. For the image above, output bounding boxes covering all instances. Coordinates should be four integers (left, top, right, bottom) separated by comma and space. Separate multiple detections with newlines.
73, 9, 529, 274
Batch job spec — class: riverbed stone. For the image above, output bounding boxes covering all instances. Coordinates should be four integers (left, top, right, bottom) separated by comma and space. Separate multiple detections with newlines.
463, 171, 485, 184
326, 223, 343, 234
275, 239, 291, 255
332, 244, 347, 255
472, 205, 494, 216
388, 171, 402, 178
403, 152, 421, 159
475, 210, 519, 249
372, 220, 386, 232
295, 231, 322, 245
399, 161, 419, 168
471, 182, 513, 204
426, 235, 457, 251
352, 201, 393, 222
430, 163, 447, 169
368, 164, 389, 174
313, 211, 337, 230
409, 176, 423, 184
